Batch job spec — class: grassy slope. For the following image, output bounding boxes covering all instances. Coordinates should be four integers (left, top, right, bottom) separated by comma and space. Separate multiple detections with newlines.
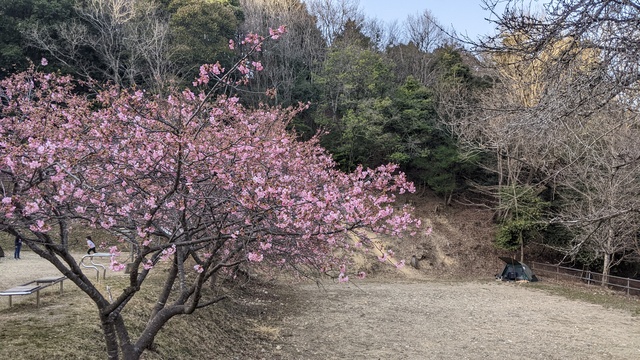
0, 270, 287, 359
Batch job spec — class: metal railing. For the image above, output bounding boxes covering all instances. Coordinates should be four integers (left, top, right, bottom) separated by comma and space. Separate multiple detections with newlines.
531, 262, 640, 296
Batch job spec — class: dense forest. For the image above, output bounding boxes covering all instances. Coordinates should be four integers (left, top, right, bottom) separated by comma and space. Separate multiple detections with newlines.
2, 0, 640, 284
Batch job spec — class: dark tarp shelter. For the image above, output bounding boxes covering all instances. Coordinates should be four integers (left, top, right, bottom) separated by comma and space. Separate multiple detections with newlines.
499, 257, 538, 282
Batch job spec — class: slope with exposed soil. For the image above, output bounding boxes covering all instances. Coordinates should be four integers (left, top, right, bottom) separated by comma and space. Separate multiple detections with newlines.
391, 192, 504, 278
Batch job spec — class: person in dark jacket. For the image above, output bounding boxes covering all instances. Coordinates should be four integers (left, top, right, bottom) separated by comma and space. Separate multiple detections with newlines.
14, 235, 22, 259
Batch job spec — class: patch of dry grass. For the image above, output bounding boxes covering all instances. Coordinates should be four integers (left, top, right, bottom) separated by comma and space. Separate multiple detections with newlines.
0, 249, 287, 359
528, 279, 640, 315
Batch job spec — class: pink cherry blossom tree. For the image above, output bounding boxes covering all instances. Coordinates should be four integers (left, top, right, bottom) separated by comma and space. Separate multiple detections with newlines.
0, 29, 419, 360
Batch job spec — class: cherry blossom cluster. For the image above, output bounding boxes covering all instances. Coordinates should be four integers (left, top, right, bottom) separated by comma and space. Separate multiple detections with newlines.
0, 28, 419, 286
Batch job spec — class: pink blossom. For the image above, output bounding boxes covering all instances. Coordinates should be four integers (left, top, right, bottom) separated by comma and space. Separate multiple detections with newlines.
395, 260, 405, 269
29, 219, 51, 233
196, 65, 210, 85
160, 245, 176, 261
238, 64, 249, 75
252, 61, 263, 71
338, 273, 349, 283
212, 62, 224, 75
109, 260, 126, 272
269, 25, 287, 40
425, 227, 433, 236
0, 41, 423, 329
229, 39, 235, 49
357, 271, 367, 279
109, 246, 121, 256
41, 58, 48, 66
247, 252, 263, 262
194, 264, 204, 273
23, 202, 40, 215
5, 157, 14, 171
269, 28, 280, 40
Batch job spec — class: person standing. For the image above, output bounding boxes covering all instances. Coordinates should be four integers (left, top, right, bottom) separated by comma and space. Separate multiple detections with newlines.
86, 236, 97, 254
14, 235, 22, 259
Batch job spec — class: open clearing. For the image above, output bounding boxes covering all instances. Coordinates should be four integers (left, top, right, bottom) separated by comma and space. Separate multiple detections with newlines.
269, 281, 640, 359
1, 251, 640, 359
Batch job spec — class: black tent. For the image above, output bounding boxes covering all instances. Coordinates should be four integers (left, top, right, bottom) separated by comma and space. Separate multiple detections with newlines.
499, 257, 538, 282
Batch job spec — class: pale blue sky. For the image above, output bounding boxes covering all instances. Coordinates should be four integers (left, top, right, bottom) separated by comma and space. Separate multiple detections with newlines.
361, 0, 505, 40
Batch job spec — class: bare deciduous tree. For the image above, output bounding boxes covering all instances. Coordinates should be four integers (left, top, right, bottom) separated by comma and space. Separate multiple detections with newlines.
457, 0, 640, 276
480, 0, 640, 93
405, 9, 446, 53
304, 0, 363, 45
554, 109, 640, 283
239, 0, 326, 105
23, 0, 175, 90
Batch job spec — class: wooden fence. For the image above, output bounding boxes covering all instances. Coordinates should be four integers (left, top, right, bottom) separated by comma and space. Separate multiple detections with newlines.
531, 262, 640, 296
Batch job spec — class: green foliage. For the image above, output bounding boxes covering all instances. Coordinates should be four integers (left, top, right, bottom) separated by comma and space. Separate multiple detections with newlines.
167, 0, 241, 76
314, 45, 481, 199
386, 76, 477, 198
328, 100, 397, 170
316, 45, 394, 108
496, 218, 538, 250
314, 45, 395, 170
539, 223, 574, 248
430, 46, 473, 83
495, 185, 549, 251
332, 19, 372, 49
417, 144, 478, 197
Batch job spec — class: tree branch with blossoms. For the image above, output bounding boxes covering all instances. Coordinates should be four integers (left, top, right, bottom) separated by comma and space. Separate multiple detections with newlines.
0, 27, 420, 360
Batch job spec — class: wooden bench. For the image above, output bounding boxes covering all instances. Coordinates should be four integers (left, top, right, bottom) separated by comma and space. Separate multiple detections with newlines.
0, 276, 67, 307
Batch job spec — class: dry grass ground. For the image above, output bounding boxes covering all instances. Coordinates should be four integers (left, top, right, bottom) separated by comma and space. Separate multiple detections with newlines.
2, 249, 640, 359
0, 247, 281, 359
2, 197, 640, 359
0, 249, 109, 359
271, 279, 640, 359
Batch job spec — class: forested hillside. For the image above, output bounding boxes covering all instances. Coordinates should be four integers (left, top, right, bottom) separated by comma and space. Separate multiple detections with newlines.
3, 1, 640, 358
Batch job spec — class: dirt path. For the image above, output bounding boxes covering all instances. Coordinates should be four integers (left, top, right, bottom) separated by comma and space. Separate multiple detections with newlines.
0, 251, 67, 289
268, 281, 640, 360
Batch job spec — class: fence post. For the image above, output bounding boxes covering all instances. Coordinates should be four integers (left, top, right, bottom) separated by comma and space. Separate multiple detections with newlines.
628, 278, 630, 295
